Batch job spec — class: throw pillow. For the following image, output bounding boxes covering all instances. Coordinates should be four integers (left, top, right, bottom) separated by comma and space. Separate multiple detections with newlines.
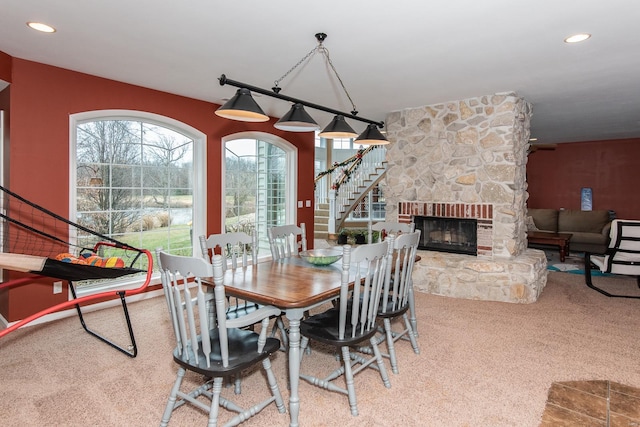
526, 215, 539, 231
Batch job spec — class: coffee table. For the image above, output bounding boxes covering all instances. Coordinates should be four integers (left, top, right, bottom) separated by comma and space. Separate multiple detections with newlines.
527, 231, 573, 262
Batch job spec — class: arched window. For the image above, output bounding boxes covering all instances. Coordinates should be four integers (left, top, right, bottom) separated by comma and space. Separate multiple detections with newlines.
223, 132, 297, 257
70, 111, 206, 287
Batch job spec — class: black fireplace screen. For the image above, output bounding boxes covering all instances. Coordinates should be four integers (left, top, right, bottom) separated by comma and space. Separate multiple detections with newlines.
414, 216, 477, 255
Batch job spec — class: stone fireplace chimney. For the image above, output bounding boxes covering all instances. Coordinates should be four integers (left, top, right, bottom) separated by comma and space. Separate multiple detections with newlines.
383, 92, 547, 303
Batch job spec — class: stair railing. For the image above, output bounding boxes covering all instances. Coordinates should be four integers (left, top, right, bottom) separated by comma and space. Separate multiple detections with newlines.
314, 145, 386, 234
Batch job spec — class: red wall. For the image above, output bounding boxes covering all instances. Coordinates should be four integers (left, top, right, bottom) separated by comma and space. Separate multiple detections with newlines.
527, 138, 640, 219
0, 51, 11, 83
2, 57, 315, 321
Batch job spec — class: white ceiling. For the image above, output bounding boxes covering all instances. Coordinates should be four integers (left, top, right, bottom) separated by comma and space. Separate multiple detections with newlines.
1, 0, 639, 144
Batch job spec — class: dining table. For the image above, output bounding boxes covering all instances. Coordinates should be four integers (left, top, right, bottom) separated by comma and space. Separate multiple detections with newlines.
203, 255, 345, 427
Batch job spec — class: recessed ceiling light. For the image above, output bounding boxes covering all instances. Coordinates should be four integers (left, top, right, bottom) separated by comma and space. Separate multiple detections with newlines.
27, 22, 56, 33
564, 33, 591, 43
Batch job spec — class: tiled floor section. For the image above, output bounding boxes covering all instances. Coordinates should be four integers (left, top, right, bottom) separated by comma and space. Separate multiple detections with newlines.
540, 380, 640, 426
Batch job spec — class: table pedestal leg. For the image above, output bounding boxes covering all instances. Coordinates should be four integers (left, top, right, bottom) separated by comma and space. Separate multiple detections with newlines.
286, 308, 305, 427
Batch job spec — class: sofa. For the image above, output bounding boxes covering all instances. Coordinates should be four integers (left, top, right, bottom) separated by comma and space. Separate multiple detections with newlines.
527, 208, 611, 254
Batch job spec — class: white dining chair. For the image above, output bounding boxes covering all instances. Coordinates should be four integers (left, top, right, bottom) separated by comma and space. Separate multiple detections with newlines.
267, 223, 307, 260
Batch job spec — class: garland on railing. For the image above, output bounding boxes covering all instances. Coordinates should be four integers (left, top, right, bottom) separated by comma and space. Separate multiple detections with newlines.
314, 147, 369, 191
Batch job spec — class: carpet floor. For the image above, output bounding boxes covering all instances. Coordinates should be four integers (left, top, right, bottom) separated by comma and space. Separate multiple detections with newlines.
1, 267, 640, 426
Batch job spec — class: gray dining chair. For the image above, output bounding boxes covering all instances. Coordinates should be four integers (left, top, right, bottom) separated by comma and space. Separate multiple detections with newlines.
378, 231, 421, 374
157, 251, 286, 426
199, 231, 257, 273
199, 231, 288, 372
267, 223, 307, 260
199, 231, 261, 320
266, 223, 310, 350
367, 221, 415, 243
368, 221, 419, 338
299, 241, 391, 416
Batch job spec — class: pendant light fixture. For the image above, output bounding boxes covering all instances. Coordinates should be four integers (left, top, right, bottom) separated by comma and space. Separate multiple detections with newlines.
355, 123, 390, 145
216, 33, 389, 145
319, 115, 358, 139
214, 88, 269, 122
274, 103, 319, 132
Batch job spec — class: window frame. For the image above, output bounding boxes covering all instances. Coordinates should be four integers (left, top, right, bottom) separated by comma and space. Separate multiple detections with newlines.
222, 131, 298, 260
69, 110, 206, 294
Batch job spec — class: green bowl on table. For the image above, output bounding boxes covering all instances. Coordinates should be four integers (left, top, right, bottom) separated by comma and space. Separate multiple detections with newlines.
299, 249, 343, 266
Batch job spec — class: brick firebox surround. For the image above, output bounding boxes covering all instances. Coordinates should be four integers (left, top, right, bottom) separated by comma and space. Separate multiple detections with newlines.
383, 92, 547, 303
398, 201, 494, 257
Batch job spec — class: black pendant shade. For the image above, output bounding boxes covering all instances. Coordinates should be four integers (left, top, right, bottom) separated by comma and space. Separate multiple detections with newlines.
215, 88, 269, 122
274, 103, 319, 132
318, 115, 358, 139
355, 124, 390, 145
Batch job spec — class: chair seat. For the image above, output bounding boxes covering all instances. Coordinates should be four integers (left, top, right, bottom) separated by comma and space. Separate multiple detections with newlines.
377, 299, 410, 319
226, 302, 261, 320
300, 308, 378, 347
348, 294, 410, 319
173, 328, 281, 377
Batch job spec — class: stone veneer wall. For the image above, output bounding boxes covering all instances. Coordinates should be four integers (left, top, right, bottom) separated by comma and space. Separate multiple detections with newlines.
383, 92, 547, 303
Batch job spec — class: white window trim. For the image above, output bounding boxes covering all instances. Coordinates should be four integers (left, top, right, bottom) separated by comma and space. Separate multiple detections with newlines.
222, 132, 298, 260
69, 110, 206, 295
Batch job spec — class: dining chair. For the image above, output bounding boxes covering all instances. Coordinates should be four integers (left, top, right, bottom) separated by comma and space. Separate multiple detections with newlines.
378, 231, 421, 374
267, 223, 307, 260
157, 251, 286, 426
367, 221, 415, 243
199, 231, 288, 380
584, 219, 640, 298
368, 221, 420, 338
199, 231, 260, 320
267, 223, 312, 349
299, 241, 392, 417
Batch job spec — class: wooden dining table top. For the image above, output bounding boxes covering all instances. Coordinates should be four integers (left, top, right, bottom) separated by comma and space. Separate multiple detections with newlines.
202, 256, 345, 309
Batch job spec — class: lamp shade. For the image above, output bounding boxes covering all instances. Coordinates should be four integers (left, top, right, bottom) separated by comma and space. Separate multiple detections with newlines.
274, 103, 319, 132
318, 115, 358, 139
215, 88, 269, 122
355, 124, 390, 145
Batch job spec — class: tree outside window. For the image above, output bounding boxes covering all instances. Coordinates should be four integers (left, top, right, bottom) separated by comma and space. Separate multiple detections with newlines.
75, 119, 194, 271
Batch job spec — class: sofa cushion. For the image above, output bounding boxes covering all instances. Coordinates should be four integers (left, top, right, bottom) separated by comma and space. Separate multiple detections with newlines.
558, 210, 610, 234
569, 231, 608, 246
528, 208, 559, 232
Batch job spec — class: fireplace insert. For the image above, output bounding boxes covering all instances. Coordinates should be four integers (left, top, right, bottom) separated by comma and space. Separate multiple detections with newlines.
414, 216, 477, 255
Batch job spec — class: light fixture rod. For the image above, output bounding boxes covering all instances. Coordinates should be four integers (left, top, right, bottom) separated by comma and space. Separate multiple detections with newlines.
218, 74, 384, 128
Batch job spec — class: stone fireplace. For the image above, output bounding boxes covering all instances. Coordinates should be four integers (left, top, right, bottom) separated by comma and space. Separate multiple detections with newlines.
383, 92, 547, 303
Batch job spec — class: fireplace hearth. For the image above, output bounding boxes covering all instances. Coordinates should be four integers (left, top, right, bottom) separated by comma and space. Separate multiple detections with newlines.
415, 216, 477, 255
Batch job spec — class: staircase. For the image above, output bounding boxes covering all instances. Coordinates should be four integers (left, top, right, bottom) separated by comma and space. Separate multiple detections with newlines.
314, 203, 331, 240
314, 146, 387, 240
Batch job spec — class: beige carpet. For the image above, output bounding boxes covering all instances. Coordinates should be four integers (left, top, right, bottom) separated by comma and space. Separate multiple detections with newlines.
1, 271, 639, 426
